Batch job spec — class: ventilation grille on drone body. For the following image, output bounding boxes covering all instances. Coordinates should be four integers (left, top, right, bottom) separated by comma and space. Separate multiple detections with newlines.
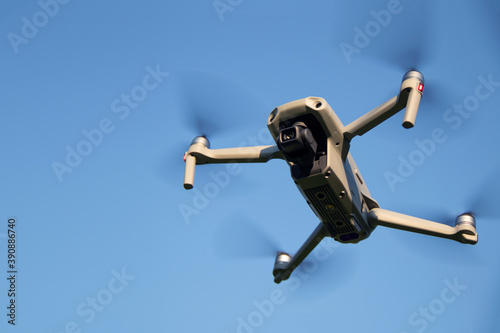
304, 185, 354, 235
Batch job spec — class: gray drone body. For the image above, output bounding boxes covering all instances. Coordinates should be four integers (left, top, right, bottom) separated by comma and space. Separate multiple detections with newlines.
267, 97, 376, 244
183, 70, 477, 284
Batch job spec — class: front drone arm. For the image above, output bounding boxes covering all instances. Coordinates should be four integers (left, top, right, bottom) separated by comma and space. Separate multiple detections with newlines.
367, 208, 478, 245
273, 223, 327, 284
343, 70, 424, 141
184, 137, 284, 189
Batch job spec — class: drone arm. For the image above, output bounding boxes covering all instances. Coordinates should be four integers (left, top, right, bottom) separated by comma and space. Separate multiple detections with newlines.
343, 71, 424, 141
192, 145, 284, 164
273, 223, 328, 284
343, 95, 404, 141
367, 208, 477, 245
184, 143, 284, 189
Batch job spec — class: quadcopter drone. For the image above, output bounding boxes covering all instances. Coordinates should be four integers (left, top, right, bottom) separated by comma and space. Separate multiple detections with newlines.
183, 70, 478, 284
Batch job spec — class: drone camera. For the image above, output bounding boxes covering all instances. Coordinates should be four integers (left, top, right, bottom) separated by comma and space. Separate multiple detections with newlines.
277, 123, 318, 166
281, 127, 296, 141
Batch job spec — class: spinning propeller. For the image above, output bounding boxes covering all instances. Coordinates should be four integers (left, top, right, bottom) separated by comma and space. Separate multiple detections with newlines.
212, 216, 281, 260
331, 0, 454, 127
174, 70, 263, 142
211, 214, 359, 293
162, 70, 264, 187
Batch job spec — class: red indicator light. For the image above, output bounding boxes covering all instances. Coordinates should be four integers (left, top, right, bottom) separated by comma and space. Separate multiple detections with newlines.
418, 83, 424, 92
183, 153, 186, 162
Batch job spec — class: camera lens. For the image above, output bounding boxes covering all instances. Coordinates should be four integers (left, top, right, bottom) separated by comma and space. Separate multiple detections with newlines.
281, 128, 296, 141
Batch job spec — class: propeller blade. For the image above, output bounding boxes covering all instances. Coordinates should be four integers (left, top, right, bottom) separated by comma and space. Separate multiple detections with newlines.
331, 0, 431, 70
158, 70, 267, 187
212, 215, 359, 296
388, 166, 498, 265
331, 1, 460, 140
479, 0, 500, 38
212, 216, 281, 260
171, 70, 265, 140
370, 1, 430, 73
391, 228, 483, 267
461, 168, 499, 220
394, 166, 499, 227
286, 241, 360, 301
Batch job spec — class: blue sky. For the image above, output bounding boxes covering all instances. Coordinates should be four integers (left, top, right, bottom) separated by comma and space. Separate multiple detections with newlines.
1, 0, 500, 332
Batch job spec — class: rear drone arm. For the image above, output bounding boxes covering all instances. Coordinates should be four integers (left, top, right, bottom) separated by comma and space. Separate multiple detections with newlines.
367, 208, 478, 244
343, 71, 424, 141
184, 137, 284, 189
273, 223, 328, 284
